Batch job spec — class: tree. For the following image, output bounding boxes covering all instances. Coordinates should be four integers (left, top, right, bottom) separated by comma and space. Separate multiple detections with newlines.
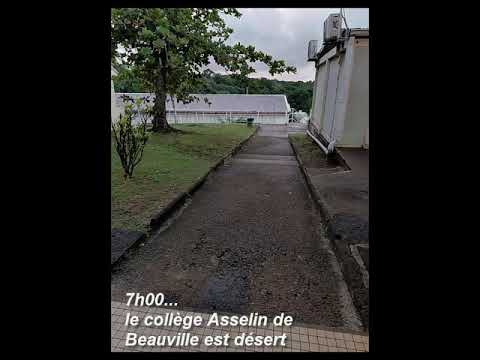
112, 96, 151, 179
112, 64, 149, 93
191, 73, 314, 112
111, 8, 296, 132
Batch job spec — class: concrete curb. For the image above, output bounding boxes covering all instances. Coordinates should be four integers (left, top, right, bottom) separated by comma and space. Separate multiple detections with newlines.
288, 135, 353, 235
112, 126, 259, 269
288, 136, 335, 226
148, 125, 260, 234
111, 229, 146, 268
288, 135, 369, 330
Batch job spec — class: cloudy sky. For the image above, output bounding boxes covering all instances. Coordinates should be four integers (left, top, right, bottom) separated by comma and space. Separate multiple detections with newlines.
209, 8, 369, 82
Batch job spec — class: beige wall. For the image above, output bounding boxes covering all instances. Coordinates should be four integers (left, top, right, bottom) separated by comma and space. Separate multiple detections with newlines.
342, 37, 369, 148
310, 36, 369, 148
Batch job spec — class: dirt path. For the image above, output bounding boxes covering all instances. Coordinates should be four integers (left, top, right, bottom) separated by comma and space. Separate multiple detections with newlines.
111, 125, 362, 331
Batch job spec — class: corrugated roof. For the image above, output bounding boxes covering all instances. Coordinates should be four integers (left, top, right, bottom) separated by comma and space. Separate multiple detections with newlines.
115, 93, 290, 113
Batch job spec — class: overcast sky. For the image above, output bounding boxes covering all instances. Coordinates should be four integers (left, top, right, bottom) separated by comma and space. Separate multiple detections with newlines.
209, 8, 369, 82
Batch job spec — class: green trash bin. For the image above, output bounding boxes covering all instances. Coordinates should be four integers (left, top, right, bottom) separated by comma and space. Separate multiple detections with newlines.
247, 118, 254, 127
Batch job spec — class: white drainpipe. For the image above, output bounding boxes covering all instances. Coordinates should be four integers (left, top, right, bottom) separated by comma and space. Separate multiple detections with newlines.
307, 130, 336, 155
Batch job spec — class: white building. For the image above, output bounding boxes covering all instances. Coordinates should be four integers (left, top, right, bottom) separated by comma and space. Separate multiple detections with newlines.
114, 93, 291, 125
111, 65, 120, 122
308, 19, 369, 150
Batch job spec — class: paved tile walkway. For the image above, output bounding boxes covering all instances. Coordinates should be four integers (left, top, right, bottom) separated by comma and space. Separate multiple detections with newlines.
111, 301, 368, 352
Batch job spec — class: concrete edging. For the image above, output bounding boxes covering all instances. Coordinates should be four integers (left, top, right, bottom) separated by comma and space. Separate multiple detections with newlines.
288, 135, 353, 233
288, 135, 369, 330
112, 126, 259, 268
111, 229, 147, 268
148, 125, 260, 234
288, 136, 335, 227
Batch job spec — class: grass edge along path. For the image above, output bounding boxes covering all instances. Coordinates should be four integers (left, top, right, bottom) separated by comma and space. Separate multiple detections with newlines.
112, 124, 256, 232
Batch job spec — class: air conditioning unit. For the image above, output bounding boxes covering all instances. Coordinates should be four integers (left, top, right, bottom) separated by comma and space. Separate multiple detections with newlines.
324, 13, 341, 43
307, 40, 319, 61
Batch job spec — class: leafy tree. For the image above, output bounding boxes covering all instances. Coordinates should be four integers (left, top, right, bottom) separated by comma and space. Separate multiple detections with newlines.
192, 73, 314, 112
112, 65, 149, 93
111, 8, 296, 132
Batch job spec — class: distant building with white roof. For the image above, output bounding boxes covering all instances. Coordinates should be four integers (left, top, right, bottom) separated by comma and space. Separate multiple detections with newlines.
111, 65, 120, 122
114, 93, 291, 125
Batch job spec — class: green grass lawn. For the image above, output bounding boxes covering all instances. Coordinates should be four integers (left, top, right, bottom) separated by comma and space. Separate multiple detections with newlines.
112, 124, 256, 232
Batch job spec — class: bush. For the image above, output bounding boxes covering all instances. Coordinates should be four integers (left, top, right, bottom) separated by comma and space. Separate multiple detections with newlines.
112, 96, 151, 179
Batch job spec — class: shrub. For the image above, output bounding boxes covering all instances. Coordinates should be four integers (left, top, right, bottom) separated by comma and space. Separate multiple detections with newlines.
112, 96, 152, 179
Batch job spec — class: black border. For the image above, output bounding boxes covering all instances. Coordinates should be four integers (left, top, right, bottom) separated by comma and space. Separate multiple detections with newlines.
107, 2, 375, 356
23, 0, 444, 354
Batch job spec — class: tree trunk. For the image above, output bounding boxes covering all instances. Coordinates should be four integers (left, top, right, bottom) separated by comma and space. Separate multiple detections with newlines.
152, 51, 171, 132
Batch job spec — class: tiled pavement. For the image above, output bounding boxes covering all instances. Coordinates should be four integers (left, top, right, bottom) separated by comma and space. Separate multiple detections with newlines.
111, 301, 368, 352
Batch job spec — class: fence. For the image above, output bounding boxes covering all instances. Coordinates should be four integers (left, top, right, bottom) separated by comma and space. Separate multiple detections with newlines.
166, 111, 287, 125
114, 94, 288, 125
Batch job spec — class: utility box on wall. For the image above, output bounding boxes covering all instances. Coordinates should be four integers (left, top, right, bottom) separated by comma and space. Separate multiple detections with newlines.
307, 40, 320, 61
309, 29, 369, 149
323, 14, 341, 43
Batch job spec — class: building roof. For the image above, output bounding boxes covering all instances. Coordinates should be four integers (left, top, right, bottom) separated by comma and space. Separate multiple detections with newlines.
116, 93, 290, 114
349, 28, 369, 38
315, 28, 369, 61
